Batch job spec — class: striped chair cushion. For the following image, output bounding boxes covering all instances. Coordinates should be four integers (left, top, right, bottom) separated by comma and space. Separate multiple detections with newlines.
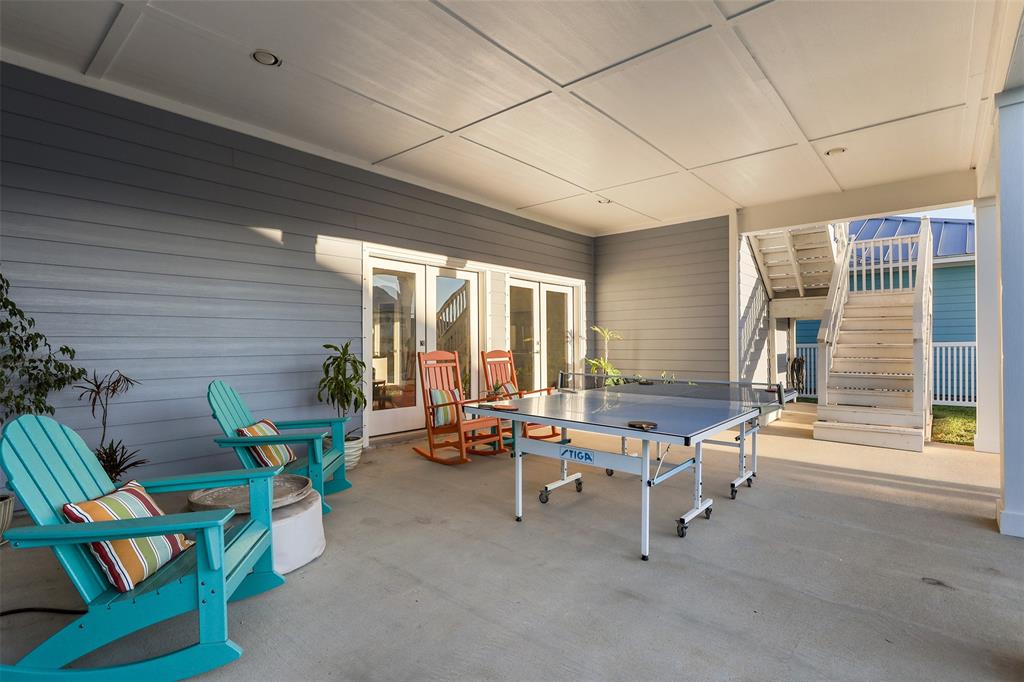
499, 381, 519, 398
237, 418, 296, 467
429, 388, 462, 426
63, 481, 193, 593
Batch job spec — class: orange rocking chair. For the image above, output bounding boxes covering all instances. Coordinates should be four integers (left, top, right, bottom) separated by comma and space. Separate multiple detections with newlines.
480, 349, 561, 442
413, 350, 506, 465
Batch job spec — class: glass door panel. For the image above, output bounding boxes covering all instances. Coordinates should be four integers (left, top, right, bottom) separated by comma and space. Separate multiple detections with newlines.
509, 281, 540, 391
542, 285, 573, 388
429, 268, 479, 398
369, 260, 424, 435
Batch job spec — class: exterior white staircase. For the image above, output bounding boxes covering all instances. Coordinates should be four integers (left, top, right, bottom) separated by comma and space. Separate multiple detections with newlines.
813, 222, 934, 452
748, 224, 841, 299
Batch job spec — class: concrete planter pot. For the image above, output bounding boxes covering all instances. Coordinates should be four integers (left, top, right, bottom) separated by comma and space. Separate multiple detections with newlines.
324, 435, 363, 470
0, 493, 13, 546
343, 437, 363, 470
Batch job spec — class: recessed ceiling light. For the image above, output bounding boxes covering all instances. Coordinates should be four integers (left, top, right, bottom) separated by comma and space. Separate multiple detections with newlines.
824, 146, 847, 157
597, 198, 612, 204
251, 50, 282, 67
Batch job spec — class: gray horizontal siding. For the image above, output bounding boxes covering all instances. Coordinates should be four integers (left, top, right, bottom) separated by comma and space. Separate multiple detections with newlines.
595, 216, 729, 380
0, 62, 594, 480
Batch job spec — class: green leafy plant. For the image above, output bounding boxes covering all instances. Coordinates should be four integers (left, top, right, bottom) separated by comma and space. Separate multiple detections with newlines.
317, 341, 367, 434
0, 272, 87, 423
585, 325, 623, 385
94, 440, 147, 482
76, 370, 146, 482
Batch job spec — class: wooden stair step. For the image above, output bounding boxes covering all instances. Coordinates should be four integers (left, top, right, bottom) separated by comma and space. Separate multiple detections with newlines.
827, 388, 914, 409
833, 344, 913, 359
817, 405, 923, 428
813, 420, 924, 452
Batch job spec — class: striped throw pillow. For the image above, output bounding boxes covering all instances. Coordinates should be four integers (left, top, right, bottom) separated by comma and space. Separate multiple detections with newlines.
429, 388, 462, 426
63, 481, 193, 593
499, 382, 519, 398
237, 418, 296, 467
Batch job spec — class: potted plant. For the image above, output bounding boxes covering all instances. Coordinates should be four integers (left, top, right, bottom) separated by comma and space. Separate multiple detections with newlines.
1, 272, 87, 542
76, 370, 148, 482
316, 341, 367, 469
586, 325, 623, 385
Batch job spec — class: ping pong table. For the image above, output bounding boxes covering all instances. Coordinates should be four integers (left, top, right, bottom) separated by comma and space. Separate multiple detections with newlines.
466, 373, 796, 561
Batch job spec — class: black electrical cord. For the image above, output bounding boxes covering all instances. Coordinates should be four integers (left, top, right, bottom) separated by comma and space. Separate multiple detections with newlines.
0, 606, 87, 617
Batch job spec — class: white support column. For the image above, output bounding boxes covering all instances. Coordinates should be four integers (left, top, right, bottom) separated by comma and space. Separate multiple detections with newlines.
974, 197, 1001, 454
729, 210, 740, 381
996, 86, 1024, 538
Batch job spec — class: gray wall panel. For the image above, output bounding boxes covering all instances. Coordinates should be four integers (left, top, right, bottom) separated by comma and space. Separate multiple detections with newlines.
0, 63, 594, 480
595, 216, 729, 380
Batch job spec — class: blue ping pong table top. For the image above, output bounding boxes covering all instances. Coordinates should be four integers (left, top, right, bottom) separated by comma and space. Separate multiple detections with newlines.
471, 380, 795, 444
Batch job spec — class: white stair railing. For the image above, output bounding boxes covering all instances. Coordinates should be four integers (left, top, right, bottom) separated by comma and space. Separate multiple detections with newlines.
849, 234, 920, 292
816, 237, 854, 406
912, 219, 934, 425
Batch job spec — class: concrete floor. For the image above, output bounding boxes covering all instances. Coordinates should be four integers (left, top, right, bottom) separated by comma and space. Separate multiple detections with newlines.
2, 412, 1023, 680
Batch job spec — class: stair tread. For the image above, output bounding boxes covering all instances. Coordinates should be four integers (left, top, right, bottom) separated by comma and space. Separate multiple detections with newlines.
814, 421, 923, 434
831, 371, 913, 377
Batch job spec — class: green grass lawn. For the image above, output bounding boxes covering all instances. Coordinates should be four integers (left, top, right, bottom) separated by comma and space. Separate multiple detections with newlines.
931, 405, 976, 446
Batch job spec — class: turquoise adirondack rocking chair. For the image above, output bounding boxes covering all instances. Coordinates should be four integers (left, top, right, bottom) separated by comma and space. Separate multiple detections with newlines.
0, 414, 285, 680
207, 380, 351, 514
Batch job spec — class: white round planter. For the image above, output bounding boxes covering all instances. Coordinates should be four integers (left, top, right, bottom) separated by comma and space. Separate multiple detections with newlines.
343, 437, 363, 470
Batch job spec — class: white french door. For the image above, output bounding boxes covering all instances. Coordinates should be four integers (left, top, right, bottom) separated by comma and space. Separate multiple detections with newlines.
509, 279, 574, 390
367, 258, 479, 436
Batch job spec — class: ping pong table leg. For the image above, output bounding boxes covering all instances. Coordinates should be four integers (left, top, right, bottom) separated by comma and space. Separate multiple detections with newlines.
513, 428, 523, 522
730, 420, 755, 499
751, 422, 758, 477
640, 440, 651, 561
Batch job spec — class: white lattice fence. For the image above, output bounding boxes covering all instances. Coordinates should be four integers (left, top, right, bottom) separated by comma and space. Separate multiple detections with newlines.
795, 344, 818, 397
933, 342, 977, 406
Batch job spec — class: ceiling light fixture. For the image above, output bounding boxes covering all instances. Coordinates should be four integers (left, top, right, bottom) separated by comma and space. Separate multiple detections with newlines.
597, 198, 612, 204
251, 50, 282, 67
824, 146, 847, 157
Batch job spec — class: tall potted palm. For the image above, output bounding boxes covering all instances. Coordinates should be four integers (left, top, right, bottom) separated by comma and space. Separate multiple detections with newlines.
316, 341, 367, 469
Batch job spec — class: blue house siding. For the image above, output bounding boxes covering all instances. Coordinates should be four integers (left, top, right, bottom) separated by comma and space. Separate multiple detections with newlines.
932, 265, 976, 342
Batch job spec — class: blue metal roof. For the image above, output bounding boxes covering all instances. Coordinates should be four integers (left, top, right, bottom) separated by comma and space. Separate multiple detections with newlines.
848, 216, 975, 260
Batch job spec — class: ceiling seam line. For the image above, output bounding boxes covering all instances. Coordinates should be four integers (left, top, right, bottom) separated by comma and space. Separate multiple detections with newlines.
807, 103, 971, 142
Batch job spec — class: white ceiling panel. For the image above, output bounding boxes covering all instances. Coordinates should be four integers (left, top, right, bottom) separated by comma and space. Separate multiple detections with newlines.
599, 173, 736, 222
575, 30, 796, 168
735, 0, 974, 139
464, 94, 678, 191
442, 1, 708, 85
520, 194, 655, 235
693, 145, 837, 206
150, 1, 548, 131
813, 107, 969, 190
0, 0, 120, 72
380, 137, 584, 210
106, 12, 441, 162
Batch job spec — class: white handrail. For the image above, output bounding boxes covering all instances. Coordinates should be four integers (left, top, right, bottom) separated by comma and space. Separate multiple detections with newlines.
817, 237, 854, 405
912, 218, 933, 418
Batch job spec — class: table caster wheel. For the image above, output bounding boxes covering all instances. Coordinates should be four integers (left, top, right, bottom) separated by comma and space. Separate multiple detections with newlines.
730, 486, 737, 500
539, 490, 550, 504
747, 478, 752, 487
641, 554, 649, 561
606, 468, 614, 476
515, 516, 522, 522
676, 520, 688, 538
704, 507, 712, 520
575, 479, 583, 493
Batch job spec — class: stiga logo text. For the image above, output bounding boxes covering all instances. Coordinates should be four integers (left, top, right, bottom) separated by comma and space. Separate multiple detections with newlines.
559, 448, 594, 463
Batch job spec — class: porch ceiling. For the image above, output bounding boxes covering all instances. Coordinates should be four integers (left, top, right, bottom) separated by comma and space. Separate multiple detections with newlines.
1, 0, 1021, 236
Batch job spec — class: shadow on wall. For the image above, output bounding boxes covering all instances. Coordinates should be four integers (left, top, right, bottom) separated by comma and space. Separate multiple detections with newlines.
738, 277, 769, 382
1, 222, 364, 485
